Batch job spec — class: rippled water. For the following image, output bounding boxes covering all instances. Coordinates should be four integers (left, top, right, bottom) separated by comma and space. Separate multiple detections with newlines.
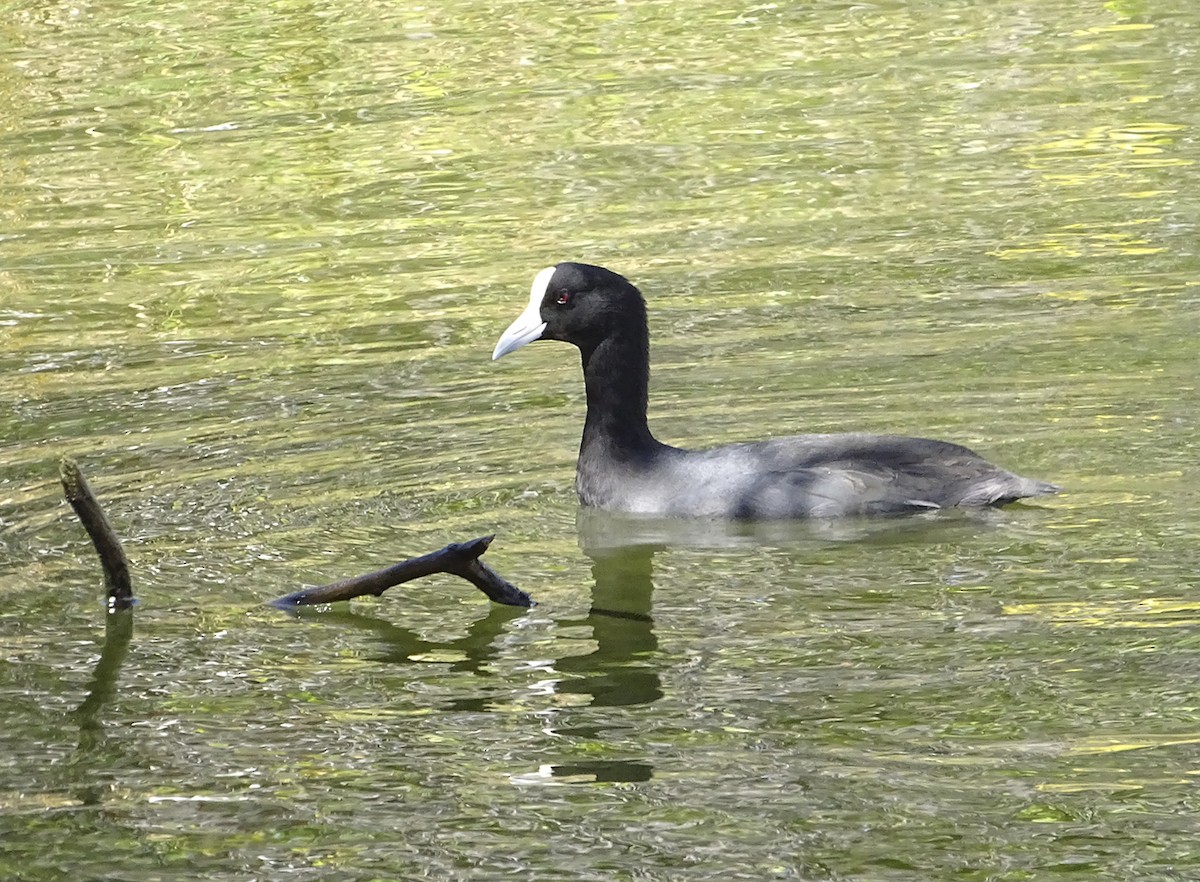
3, 1, 1199, 879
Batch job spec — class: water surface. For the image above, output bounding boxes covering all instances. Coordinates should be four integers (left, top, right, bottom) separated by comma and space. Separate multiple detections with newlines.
2, 1, 1199, 879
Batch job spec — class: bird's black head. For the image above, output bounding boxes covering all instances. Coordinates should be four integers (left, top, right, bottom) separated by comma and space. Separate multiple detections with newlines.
492, 262, 646, 360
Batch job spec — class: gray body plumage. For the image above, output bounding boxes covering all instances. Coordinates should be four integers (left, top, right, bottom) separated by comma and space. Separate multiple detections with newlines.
577, 432, 1059, 519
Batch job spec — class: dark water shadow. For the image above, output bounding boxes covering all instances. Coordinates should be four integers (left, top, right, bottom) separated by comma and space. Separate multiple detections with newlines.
68, 606, 135, 806
289, 601, 526, 671
514, 759, 656, 785
286, 601, 528, 712
554, 541, 662, 708
553, 759, 654, 782
72, 608, 135, 751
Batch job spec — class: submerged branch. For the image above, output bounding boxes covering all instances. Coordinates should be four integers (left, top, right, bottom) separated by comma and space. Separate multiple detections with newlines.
267, 535, 535, 609
59, 456, 135, 610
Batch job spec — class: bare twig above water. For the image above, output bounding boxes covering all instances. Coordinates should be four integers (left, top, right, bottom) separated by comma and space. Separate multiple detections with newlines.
59, 456, 135, 610
57, 457, 531, 610
267, 535, 535, 609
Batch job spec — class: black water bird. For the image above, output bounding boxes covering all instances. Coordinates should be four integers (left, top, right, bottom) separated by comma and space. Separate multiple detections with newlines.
492, 262, 1060, 519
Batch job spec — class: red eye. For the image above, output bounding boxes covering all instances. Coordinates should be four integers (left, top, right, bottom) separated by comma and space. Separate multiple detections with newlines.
555, 292, 571, 305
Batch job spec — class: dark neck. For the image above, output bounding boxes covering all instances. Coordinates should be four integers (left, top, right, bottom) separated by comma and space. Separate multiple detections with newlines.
579, 323, 662, 461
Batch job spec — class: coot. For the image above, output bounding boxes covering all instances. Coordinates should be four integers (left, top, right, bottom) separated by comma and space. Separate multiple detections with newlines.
492, 262, 1059, 519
